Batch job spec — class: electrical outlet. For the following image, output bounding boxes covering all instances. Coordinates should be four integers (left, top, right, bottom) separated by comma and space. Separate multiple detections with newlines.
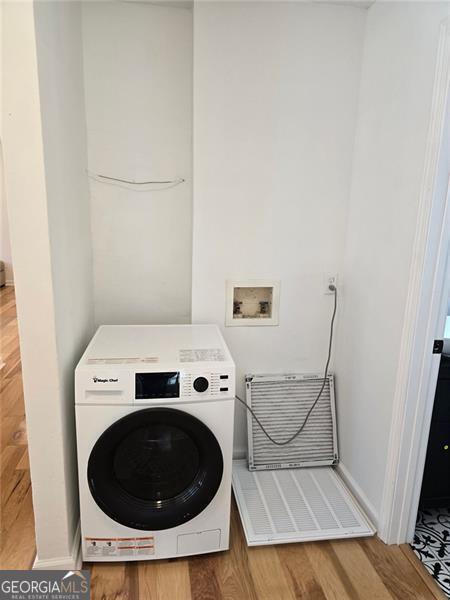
324, 274, 338, 295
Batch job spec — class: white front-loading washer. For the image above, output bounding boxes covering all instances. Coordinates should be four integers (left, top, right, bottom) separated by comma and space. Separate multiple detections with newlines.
75, 324, 235, 562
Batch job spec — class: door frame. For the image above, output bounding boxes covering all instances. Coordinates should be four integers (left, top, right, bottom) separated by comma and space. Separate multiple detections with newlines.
378, 17, 450, 545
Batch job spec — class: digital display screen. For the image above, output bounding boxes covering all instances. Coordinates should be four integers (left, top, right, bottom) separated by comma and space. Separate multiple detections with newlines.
135, 372, 180, 399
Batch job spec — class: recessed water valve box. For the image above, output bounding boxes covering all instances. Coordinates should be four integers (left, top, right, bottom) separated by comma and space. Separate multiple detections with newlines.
225, 280, 280, 327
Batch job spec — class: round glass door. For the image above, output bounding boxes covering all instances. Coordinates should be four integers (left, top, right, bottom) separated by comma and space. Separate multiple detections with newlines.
88, 408, 223, 530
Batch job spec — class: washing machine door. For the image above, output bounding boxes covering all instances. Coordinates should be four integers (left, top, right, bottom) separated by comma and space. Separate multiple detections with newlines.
87, 408, 224, 530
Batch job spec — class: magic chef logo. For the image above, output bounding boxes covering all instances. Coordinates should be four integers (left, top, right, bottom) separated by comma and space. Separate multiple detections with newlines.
0, 570, 90, 600
93, 376, 118, 383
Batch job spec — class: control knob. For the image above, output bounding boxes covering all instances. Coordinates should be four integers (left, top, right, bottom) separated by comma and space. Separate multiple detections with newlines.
193, 376, 209, 393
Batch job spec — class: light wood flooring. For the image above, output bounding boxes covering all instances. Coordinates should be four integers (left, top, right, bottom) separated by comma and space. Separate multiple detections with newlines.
0, 286, 445, 599
0, 285, 35, 570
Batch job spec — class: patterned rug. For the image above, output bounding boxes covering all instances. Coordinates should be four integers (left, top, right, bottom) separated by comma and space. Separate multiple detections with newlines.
411, 508, 450, 597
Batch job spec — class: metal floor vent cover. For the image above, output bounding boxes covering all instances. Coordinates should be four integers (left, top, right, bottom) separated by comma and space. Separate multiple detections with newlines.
232, 460, 375, 545
246, 373, 338, 470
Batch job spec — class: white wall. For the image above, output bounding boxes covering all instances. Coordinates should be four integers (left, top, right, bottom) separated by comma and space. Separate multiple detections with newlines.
82, 1, 193, 326
33, 0, 95, 563
2, 0, 94, 566
0, 2, 13, 286
0, 173, 13, 285
192, 1, 367, 455
336, 1, 450, 525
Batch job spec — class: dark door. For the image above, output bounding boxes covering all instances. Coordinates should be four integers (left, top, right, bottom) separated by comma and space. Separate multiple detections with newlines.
420, 356, 450, 508
88, 408, 224, 530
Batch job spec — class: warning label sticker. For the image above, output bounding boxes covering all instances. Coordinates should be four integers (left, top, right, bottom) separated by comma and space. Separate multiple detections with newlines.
85, 536, 154, 558
179, 348, 225, 362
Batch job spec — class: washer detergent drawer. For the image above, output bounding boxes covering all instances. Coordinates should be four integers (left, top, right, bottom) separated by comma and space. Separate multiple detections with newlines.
177, 529, 221, 555
76, 369, 131, 404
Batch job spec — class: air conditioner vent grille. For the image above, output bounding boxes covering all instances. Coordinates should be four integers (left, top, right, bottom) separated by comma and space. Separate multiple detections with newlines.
232, 460, 375, 545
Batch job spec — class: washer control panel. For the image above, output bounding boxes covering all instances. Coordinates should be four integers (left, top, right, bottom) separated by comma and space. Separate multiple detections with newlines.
133, 370, 233, 401
180, 370, 233, 399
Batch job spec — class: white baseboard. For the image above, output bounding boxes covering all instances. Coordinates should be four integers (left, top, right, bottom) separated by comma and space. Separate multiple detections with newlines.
336, 462, 379, 531
33, 521, 81, 571
233, 447, 247, 460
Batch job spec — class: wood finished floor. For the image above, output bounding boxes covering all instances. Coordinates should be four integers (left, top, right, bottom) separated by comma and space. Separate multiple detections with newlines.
0, 286, 445, 599
0, 285, 35, 570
